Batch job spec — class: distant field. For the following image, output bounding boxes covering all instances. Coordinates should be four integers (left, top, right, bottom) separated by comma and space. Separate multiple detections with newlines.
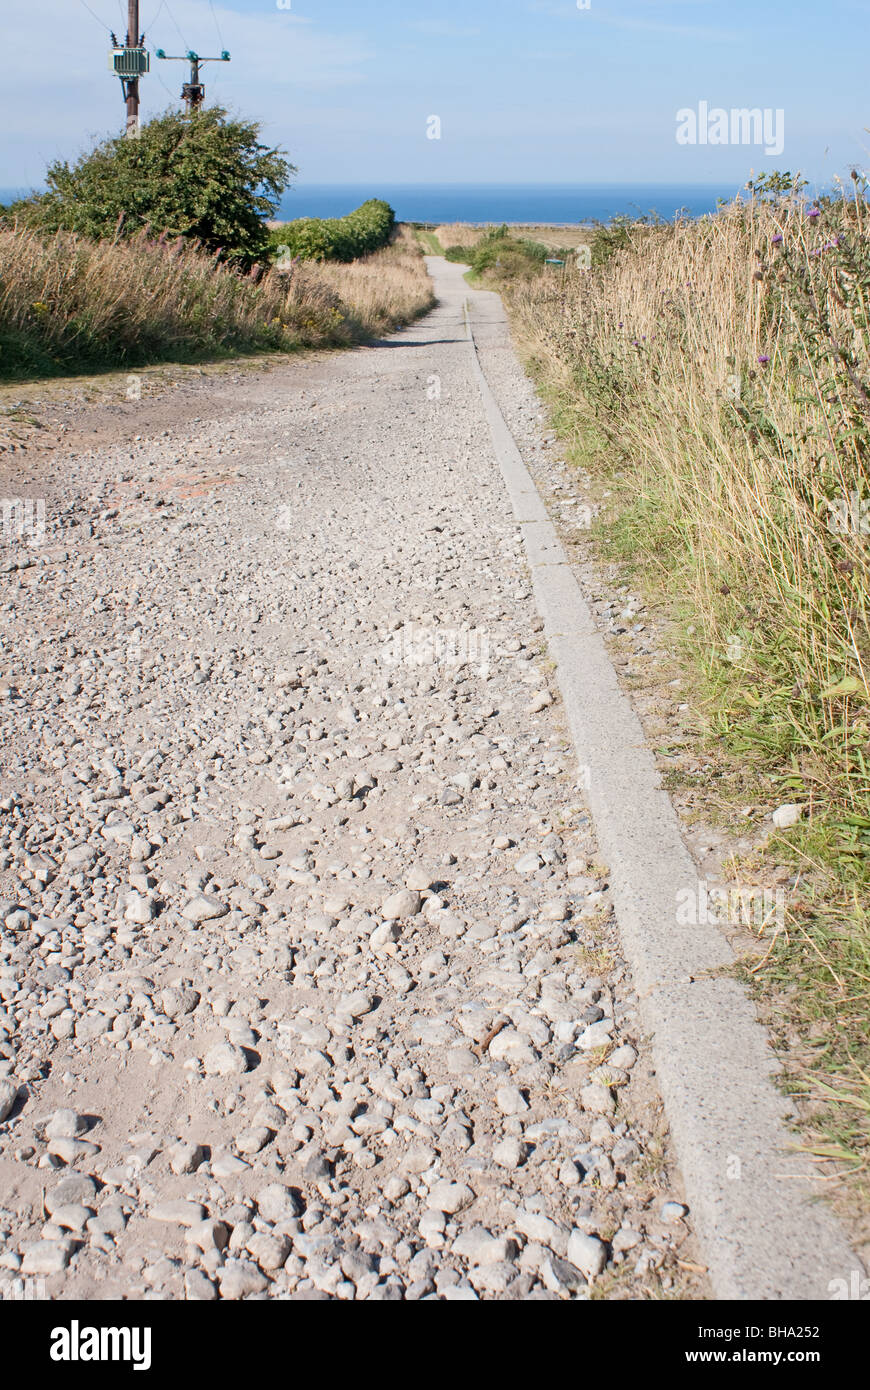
507, 224, 592, 248
433, 223, 481, 249
434, 223, 591, 252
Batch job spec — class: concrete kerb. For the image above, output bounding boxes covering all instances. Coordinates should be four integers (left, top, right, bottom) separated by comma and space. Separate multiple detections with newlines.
462, 294, 862, 1301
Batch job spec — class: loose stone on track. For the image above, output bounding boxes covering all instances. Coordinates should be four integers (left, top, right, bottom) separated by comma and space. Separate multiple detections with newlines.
0, 256, 701, 1301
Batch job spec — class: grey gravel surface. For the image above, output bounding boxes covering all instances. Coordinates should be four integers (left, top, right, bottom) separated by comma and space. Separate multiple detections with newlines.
0, 258, 704, 1300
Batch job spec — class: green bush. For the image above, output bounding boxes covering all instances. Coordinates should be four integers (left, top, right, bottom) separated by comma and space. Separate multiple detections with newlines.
7, 107, 293, 269
268, 199, 395, 263
589, 217, 633, 267
588, 212, 662, 267
470, 234, 549, 278
444, 245, 471, 262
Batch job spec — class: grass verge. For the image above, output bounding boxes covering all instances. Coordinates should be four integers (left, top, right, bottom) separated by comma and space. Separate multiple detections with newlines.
414, 228, 444, 256
487, 188, 870, 1225
0, 224, 433, 382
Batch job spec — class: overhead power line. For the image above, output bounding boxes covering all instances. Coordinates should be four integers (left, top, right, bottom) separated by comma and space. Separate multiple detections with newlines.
162, 0, 191, 54
208, 0, 225, 50
78, 0, 113, 32
95, 0, 233, 132
143, 0, 168, 33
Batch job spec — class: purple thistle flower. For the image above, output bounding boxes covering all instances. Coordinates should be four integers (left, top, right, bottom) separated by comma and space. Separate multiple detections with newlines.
757, 355, 771, 364
807, 207, 821, 219
771, 234, 783, 245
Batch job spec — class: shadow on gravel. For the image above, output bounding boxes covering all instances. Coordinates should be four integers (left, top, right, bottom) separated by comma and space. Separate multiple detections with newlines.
366, 337, 466, 348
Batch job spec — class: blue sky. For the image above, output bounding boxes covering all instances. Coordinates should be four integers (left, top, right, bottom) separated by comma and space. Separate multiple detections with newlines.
1, 0, 867, 189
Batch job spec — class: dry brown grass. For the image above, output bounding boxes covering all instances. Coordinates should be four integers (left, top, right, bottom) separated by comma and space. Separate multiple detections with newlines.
509, 191, 870, 746
0, 222, 433, 379
503, 183, 870, 1188
511, 224, 592, 249
434, 223, 486, 249
435, 222, 589, 252
315, 227, 435, 336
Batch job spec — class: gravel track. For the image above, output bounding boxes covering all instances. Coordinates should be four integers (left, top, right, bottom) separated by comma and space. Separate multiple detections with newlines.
0, 258, 704, 1301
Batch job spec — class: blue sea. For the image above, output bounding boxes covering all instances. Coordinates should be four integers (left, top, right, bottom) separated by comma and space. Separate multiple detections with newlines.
274, 182, 741, 225
2, 181, 743, 225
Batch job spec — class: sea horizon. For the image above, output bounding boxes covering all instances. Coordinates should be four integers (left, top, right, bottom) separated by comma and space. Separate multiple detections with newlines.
2, 178, 834, 227
274, 181, 743, 225
1, 180, 748, 226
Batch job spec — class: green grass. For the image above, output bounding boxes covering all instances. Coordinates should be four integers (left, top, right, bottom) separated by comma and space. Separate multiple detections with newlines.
414, 228, 444, 255
515, 345, 870, 1213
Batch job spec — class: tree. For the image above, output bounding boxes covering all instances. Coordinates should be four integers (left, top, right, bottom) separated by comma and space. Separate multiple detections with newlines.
15, 107, 294, 266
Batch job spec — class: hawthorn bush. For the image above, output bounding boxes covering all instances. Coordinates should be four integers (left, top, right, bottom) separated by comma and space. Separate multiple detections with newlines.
268, 199, 395, 263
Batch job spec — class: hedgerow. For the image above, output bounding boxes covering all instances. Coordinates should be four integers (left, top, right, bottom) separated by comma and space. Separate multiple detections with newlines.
268, 199, 395, 264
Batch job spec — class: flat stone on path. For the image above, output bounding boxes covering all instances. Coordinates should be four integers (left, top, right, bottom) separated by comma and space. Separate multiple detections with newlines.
0, 252, 716, 1305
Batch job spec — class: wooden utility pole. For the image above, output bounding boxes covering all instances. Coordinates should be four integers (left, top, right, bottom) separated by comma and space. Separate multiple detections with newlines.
126, 0, 140, 137
110, 3, 149, 137
155, 48, 231, 112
